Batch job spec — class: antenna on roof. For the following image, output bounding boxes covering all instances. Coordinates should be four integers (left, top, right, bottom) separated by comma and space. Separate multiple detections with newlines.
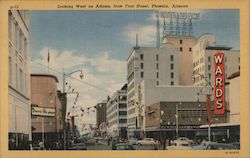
136, 33, 139, 47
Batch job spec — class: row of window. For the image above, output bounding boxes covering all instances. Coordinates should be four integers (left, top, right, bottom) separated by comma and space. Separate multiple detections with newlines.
128, 108, 135, 115
128, 117, 136, 124
157, 81, 174, 86
179, 47, 192, 52
140, 64, 174, 79
140, 54, 174, 62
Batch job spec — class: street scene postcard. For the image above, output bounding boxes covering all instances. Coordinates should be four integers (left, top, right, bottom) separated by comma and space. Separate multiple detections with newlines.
0, 0, 249, 158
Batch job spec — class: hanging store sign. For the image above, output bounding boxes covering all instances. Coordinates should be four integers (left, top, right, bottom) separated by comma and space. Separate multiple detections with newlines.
31, 106, 55, 117
214, 52, 225, 115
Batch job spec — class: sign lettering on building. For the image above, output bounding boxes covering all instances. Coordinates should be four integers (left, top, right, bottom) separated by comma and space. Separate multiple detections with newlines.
31, 106, 56, 117
214, 52, 225, 115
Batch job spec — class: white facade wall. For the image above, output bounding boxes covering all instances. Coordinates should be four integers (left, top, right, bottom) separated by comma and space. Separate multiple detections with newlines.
106, 89, 127, 137
127, 44, 178, 134
8, 10, 31, 140
162, 35, 197, 85
228, 76, 240, 124
140, 79, 207, 107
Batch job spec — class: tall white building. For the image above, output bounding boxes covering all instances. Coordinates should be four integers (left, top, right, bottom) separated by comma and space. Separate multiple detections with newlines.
162, 35, 197, 85
106, 84, 127, 138
192, 34, 240, 87
8, 10, 31, 149
127, 43, 179, 137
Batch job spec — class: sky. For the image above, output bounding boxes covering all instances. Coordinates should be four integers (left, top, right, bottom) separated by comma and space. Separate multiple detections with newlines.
29, 9, 239, 131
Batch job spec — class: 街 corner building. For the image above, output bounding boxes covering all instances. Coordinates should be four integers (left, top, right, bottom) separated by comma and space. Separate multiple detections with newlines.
8, 10, 31, 149
30, 74, 64, 149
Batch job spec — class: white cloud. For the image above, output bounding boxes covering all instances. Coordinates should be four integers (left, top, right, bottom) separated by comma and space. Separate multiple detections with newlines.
90, 52, 126, 74
121, 23, 156, 46
34, 48, 89, 70
31, 48, 127, 125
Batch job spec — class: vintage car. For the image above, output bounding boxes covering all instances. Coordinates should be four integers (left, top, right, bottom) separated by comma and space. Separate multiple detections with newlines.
166, 140, 193, 150
136, 138, 158, 146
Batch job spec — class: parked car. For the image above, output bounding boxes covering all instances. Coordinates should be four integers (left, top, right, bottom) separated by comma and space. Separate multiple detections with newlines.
230, 142, 240, 149
68, 143, 87, 150
112, 143, 135, 150
205, 142, 237, 150
136, 138, 158, 145
128, 138, 138, 145
176, 137, 194, 144
166, 140, 193, 150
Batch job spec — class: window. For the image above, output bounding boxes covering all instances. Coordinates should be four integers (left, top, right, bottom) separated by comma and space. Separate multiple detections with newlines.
171, 55, 174, 61
208, 56, 211, 62
141, 72, 144, 78
119, 119, 127, 123
156, 81, 159, 85
180, 40, 183, 44
156, 54, 159, 61
8, 16, 12, 42
119, 104, 127, 108
171, 64, 174, 70
15, 23, 19, 49
225, 57, 227, 63
189, 48, 192, 52
119, 111, 127, 116
140, 54, 143, 60
9, 56, 12, 85
238, 57, 240, 63
140, 63, 143, 69
171, 72, 174, 79
208, 73, 211, 79
15, 63, 18, 89
156, 63, 159, 70
156, 72, 159, 78
180, 47, 183, 52
171, 81, 174, 85
208, 65, 211, 71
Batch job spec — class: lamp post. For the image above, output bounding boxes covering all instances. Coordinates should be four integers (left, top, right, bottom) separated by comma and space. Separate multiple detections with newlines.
192, 72, 213, 142
62, 69, 83, 149
175, 102, 181, 139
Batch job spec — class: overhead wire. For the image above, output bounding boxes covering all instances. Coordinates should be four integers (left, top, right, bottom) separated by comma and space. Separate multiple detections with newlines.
31, 60, 114, 95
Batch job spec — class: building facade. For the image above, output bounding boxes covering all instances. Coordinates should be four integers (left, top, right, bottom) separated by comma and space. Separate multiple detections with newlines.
227, 72, 240, 124
145, 100, 228, 141
30, 74, 64, 148
8, 10, 31, 149
162, 35, 197, 85
192, 34, 240, 87
96, 101, 107, 129
106, 84, 127, 138
126, 44, 179, 137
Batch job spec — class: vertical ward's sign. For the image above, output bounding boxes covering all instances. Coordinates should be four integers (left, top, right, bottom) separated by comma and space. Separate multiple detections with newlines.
214, 52, 225, 115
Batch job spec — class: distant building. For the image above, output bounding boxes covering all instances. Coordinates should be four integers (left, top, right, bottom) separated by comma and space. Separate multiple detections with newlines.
96, 101, 107, 129
30, 74, 64, 147
8, 10, 31, 149
192, 34, 240, 87
106, 84, 127, 138
127, 43, 179, 137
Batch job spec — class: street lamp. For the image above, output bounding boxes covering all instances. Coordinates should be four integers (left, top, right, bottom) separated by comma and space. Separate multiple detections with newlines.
175, 102, 181, 139
62, 69, 84, 149
192, 72, 213, 142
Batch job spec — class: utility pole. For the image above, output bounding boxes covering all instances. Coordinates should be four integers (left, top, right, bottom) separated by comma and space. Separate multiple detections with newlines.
176, 103, 179, 139
62, 69, 83, 149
